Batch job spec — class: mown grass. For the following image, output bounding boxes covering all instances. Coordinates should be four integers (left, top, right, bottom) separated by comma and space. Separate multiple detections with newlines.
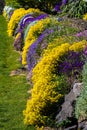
0, 15, 35, 130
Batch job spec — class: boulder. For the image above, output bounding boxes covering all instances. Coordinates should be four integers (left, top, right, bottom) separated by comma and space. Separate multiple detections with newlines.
56, 82, 83, 125
78, 120, 87, 130
64, 125, 77, 130
10, 67, 27, 76
73, 82, 83, 98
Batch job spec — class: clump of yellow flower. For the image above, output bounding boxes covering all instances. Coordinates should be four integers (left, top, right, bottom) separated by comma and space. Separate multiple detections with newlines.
23, 43, 69, 126
69, 40, 87, 51
23, 40, 87, 127
7, 8, 41, 36
22, 17, 59, 65
15, 32, 21, 40
22, 17, 51, 65
83, 13, 87, 20
3, 6, 14, 21
36, 126, 44, 130
3, 10, 8, 21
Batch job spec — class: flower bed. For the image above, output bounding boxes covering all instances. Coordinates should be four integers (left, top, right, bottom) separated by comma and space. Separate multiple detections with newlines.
23, 40, 87, 127
3, 5, 87, 129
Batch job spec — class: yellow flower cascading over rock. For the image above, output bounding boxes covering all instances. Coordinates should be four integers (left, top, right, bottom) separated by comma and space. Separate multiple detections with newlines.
22, 17, 51, 65
22, 17, 59, 65
23, 40, 87, 128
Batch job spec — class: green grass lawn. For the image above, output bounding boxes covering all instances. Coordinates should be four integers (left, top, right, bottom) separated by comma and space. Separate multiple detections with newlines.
0, 15, 35, 130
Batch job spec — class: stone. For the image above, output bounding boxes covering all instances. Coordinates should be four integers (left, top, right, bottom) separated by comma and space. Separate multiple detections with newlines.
56, 82, 83, 125
64, 125, 77, 130
10, 68, 27, 76
61, 101, 73, 117
65, 90, 76, 102
78, 120, 87, 130
56, 101, 73, 122
73, 82, 83, 98
26, 70, 32, 81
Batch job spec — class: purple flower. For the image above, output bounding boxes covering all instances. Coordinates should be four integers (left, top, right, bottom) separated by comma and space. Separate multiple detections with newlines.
15, 14, 34, 35
75, 30, 87, 38
75, 32, 82, 37
15, 13, 48, 35
27, 28, 55, 72
14, 13, 48, 51
21, 17, 34, 29
56, 50, 86, 77
35, 14, 48, 20
54, 0, 67, 12
54, 2, 62, 12
83, 46, 87, 56
62, 0, 67, 5
8, 10, 14, 20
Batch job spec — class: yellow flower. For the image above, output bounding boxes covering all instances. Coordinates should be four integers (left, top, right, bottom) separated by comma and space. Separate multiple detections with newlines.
23, 40, 87, 126
69, 40, 87, 51
15, 32, 21, 40
7, 8, 41, 36
22, 18, 51, 65
83, 13, 87, 20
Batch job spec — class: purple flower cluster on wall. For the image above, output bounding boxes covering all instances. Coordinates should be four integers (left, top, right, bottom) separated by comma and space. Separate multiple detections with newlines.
14, 13, 48, 51
15, 13, 48, 35
75, 30, 87, 39
54, 0, 67, 12
56, 50, 86, 78
27, 28, 55, 72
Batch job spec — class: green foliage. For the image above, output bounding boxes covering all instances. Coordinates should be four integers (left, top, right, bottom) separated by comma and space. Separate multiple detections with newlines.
56, 119, 71, 128
15, 0, 61, 13
5, 0, 61, 12
75, 62, 87, 119
61, 0, 87, 18
5, 0, 20, 8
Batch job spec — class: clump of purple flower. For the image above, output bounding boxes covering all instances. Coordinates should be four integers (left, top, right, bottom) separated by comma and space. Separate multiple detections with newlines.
84, 46, 87, 56
27, 28, 54, 72
15, 13, 48, 35
55, 50, 86, 83
75, 30, 87, 40
15, 14, 34, 35
14, 13, 48, 51
54, 0, 67, 12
